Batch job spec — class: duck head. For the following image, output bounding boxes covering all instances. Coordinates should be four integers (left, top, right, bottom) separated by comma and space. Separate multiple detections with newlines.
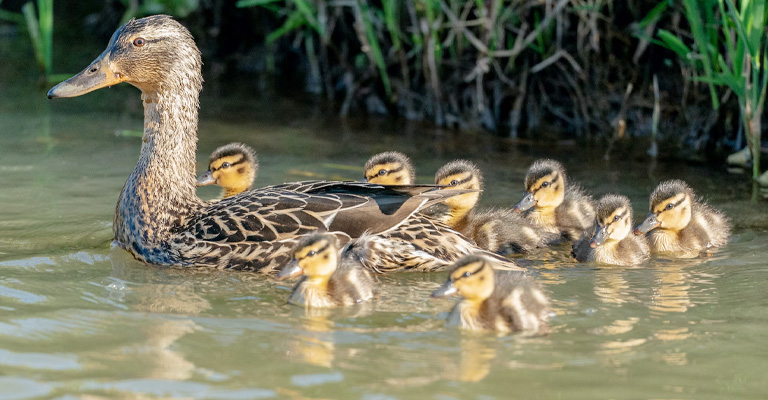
434, 160, 483, 213
197, 143, 258, 197
48, 15, 202, 99
432, 255, 495, 303
513, 159, 566, 212
277, 234, 339, 281
590, 194, 633, 247
363, 151, 415, 185
635, 180, 693, 235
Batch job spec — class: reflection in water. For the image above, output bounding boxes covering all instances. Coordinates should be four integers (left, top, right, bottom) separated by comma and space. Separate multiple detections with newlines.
288, 313, 335, 368
455, 335, 497, 382
650, 265, 692, 314
593, 269, 632, 305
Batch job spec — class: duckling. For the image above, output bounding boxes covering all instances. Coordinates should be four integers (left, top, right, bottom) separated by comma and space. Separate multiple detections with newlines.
634, 180, 730, 257
276, 233, 375, 308
434, 160, 556, 254
431, 255, 549, 334
513, 159, 595, 241
572, 194, 650, 266
196, 143, 257, 198
363, 151, 415, 185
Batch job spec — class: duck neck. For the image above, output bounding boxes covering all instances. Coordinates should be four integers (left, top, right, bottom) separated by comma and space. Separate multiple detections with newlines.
114, 88, 204, 259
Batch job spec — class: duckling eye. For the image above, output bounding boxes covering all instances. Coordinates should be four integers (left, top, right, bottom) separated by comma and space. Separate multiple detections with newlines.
666, 203, 673, 210
462, 271, 471, 278
450, 180, 459, 186
221, 162, 231, 169
613, 215, 620, 222
541, 182, 550, 188
307, 250, 316, 257
378, 169, 387, 176
133, 37, 145, 47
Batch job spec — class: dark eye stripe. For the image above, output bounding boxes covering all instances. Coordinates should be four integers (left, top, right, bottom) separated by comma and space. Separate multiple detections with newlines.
210, 157, 246, 172
532, 173, 558, 193
453, 263, 484, 281
308, 242, 330, 258
607, 209, 627, 225
449, 174, 473, 186
659, 198, 685, 213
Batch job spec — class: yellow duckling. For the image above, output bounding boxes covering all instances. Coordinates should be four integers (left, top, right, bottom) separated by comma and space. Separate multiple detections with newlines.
572, 194, 650, 266
434, 160, 556, 254
196, 143, 257, 198
634, 179, 730, 257
363, 151, 415, 185
513, 159, 595, 241
276, 233, 376, 308
431, 255, 550, 334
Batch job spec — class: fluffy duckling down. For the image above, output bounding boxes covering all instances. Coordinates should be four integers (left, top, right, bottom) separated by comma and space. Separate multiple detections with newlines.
434, 160, 556, 254
277, 233, 376, 308
363, 151, 415, 185
196, 143, 258, 198
572, 194, 650, 266
635, 179, 730, 257
513, 159, 595, 242
432, 255, 550, 334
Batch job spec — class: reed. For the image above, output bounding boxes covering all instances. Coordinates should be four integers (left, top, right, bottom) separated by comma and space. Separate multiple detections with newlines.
649, 0, 767, 201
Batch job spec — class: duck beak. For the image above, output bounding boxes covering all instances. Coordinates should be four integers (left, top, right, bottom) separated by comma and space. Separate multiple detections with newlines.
512, 192, 536, 212
276, 260, 302, 280
431, 280, 457, 298
635, 213, 660, 235
47, 49, 125, 99
360, 178, 368, 183
590, 226, 608, 248
196, 171, 216, 187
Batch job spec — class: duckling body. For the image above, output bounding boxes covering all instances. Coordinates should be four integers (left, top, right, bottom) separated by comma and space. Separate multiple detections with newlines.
48, 16, 517, 273
277, 234, 375, 308
513, 159, 595, 242
434, 160, 555, 254
572, 194, 649, 266
196, 143, 257, 199
635, 180, 730, 257
432, 255, 549, 334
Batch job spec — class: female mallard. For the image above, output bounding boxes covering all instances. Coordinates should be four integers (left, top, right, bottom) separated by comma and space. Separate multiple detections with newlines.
572, 194, 650, 266
48, 16, 522, 273
434, 160, 556, 254
431, 255, 550, 334
196, 143, 258, 199
634, 180, 730, 257
512, 159, 595, 242
276, 233, 375, 308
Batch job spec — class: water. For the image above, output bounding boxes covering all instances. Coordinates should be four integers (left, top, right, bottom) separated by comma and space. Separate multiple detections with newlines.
1, 68, 767, 399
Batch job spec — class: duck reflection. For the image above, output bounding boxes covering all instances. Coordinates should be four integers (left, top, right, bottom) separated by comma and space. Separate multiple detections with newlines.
649, 263, 693, 314
593, 269, 633, 305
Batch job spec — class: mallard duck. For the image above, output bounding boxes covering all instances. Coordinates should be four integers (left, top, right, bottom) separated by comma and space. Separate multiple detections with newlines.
48, 16, 522, 273
276, 233, 375, 308
196, 143, 257, 198
572, 194, 650, 266
434, 160, 556, 254
431, 255, 549, 334
363, 151, 415, 185
634, 180, 730, 257
512, 159, 595, 241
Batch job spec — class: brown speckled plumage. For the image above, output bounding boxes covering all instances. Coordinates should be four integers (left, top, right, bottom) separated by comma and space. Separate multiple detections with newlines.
49, 16, 523, 273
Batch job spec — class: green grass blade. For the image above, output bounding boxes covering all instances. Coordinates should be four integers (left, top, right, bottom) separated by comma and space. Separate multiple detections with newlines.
21, 2, 45, 72
266, 10, 307, 43
235, 0, 284, 7
656, 29, 692, 58
0, 9, 26, 24
358, 0, 391, 97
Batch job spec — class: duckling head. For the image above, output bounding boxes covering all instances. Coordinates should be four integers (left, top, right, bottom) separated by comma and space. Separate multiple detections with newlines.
196, 143, 258, 197
434, 160, 484, 213
363, 151, 415, 185
48, 15, 202, 98
635, 180, 693, 235
277, 234, 339, 281
590, 194, 634, 247
513, 159, 566, 212
432, 255, 495, 304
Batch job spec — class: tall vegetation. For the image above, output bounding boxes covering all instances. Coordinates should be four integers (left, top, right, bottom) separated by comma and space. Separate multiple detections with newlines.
649, 0, 767, 201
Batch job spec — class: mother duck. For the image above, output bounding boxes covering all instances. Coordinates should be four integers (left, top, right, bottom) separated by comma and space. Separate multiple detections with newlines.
48, 16, 521, 273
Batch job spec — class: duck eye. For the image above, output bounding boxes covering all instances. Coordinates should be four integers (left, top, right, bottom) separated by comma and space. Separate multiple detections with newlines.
462, 271, 471, 278
614, 215, 620, 221
378, 169, 387, 176
666, 203, 673, 210
450, 180, 459, 186
221, 162, 231, 169
307, 250, 316, 257
541, 182, 549, 188
133, 37, 145, 47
